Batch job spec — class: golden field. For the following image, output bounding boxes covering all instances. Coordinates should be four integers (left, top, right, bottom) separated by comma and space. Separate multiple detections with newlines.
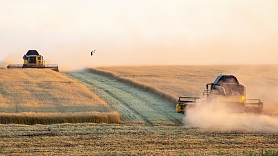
90, 65, 278, 132
94, 65, 278, 115
95, 65, 278, 98
0, 66, 277, 155
0, 68, 119, 124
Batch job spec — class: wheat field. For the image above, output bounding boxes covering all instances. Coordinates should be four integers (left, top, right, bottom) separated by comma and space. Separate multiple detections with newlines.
94, 65, 278, 115
90, 65, 278, 132
0, 68, 120, 124
0, 66, 277, 155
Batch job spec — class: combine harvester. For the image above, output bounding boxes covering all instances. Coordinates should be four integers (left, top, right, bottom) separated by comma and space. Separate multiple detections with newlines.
7, 50, 59, 72
176, 74, 263, 113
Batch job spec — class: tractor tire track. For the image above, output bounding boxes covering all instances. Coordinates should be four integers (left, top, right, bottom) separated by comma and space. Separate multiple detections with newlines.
63, 72, 183, 126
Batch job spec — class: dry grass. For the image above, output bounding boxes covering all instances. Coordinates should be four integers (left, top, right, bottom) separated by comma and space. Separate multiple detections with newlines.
0, 68, 120, 124
94, 65, 278, 115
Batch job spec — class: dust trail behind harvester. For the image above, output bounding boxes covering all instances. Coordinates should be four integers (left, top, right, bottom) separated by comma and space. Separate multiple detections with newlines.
0, 56, 17, 68
184, 65, 278, 132
184, 103, 278, 132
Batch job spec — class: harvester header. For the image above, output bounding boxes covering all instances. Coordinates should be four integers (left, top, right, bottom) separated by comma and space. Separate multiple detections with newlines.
7, 50, 59, 72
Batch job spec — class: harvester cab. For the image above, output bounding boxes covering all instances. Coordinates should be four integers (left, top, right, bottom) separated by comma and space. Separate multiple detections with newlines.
23, 50, 44, 67
7, 50, 59, 72
176, 74, 263, 113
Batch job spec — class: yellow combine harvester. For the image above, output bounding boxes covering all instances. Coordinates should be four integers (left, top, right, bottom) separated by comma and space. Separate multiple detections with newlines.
7, 50, 59, 72
176, 74, 263, 113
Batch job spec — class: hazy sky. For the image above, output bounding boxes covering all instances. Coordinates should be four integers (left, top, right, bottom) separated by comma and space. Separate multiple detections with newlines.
1, 0, 278, 70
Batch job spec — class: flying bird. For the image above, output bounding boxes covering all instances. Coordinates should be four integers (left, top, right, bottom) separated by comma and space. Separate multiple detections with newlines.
91, 50, 96, 56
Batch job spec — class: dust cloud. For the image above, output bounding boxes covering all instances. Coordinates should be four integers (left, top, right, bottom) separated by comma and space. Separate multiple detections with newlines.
184, 65, 278, 132
184, 103, 278, 132
0, 50, 28, 68
0, 61, 10, 69
0, 61, 4, 68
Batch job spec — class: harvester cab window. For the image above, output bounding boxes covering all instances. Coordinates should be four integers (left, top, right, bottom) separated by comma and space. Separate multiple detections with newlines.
217, 76, 239, 85
29, 57, 36, 64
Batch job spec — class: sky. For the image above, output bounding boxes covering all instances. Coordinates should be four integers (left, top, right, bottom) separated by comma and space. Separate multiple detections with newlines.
0, 0, 278, 70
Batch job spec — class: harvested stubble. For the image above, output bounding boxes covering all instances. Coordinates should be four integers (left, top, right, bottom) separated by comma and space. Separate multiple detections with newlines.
0, 123, 277, 155
0, 68, 120, 124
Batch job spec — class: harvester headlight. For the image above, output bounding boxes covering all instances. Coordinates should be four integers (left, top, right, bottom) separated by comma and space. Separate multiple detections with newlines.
240, 96, 246, 103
